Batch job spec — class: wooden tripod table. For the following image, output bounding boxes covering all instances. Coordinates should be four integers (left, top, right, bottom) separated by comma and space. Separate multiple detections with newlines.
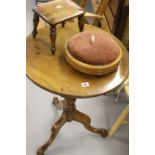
26, 22, 129, 155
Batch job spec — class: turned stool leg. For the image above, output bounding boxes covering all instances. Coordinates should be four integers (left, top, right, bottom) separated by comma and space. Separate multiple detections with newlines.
50, 25, 57, 54
78, 15, 84, 32
37, 114, 67, 155
32, 13, 39, 38
74, 110, 108, 137
62, 22, 66, 28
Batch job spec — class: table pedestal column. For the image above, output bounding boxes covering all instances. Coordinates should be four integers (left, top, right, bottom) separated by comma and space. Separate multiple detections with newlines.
37, 97, 108, 155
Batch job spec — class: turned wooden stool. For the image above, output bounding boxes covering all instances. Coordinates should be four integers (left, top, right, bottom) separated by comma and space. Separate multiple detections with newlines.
32, 0, 85, 54
27, 22, 129, 155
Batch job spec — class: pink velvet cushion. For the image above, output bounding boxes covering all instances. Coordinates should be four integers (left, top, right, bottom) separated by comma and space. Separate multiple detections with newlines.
67, 31, 120, 65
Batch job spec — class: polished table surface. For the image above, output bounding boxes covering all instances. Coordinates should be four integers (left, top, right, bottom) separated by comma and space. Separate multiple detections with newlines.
26, 22, 129, 98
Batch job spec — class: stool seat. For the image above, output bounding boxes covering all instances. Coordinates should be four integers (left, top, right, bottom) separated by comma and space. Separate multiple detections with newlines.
33, 0, 84, 25
68, 31, 120, 65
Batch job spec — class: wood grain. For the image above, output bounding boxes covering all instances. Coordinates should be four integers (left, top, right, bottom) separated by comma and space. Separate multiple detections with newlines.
26, 22, 129, 98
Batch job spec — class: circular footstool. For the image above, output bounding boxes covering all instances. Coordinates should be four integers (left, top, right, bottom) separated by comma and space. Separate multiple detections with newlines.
65, 31, 122, 75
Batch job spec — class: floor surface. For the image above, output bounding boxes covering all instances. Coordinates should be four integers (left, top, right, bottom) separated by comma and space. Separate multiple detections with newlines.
26, 1, 129, 155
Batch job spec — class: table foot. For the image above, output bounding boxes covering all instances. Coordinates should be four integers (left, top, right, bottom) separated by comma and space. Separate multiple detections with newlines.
50, 25, 57, 54
32, 13, 39, 38
37, 149, 44, 155
74, 110, 108, 137
37, 114, 66, 155
78, 15, 84, 32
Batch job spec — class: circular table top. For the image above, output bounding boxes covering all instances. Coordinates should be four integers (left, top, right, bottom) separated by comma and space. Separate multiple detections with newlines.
26, 22, 129, 98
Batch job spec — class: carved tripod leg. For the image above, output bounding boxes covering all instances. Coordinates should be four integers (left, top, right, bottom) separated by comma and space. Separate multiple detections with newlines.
78, 15, 84, 32
74, 110, 108, 137
37, 114, 67, 155
50, 25, 57, 54
32, 13, 39, 38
